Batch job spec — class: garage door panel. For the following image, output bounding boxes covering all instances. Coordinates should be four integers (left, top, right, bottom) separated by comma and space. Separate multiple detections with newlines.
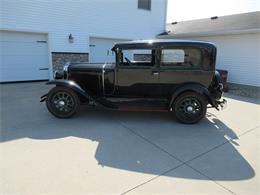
0, 72, 45, 82
1, 31, 46, 42
0, 31, 49, 82
0, 67, 48, 82
2, 56, 48, 72
2, 42, 48, 56
2, 54, 48, 65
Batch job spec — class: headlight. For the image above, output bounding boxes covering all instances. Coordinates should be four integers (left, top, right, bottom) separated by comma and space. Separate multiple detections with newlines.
63, 62, 70, 72
53, 71, 64, 79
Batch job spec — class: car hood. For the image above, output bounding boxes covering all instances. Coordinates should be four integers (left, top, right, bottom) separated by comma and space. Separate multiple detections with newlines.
68, 62, 115, 72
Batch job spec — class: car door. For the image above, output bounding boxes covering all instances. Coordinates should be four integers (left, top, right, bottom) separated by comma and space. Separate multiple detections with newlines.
116, 49, 161, 97
159, 46, 213, 96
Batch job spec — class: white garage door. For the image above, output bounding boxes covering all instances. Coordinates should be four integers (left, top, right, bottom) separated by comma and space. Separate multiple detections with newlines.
0, 31, 50, 82
89, 37, 129, 63
188, 33, 260, 87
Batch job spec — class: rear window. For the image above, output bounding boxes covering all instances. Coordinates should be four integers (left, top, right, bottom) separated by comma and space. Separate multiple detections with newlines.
161, 47, 202, 69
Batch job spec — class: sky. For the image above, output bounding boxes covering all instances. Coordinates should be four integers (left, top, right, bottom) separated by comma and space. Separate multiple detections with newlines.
167, 0, 260, 23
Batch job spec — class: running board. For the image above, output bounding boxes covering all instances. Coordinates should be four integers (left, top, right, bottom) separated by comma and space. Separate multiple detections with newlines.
96, 98, 169, 112
95, 97, 118, 109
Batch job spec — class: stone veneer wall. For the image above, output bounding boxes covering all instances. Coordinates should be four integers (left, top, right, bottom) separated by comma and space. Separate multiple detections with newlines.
52, 52, 89, 72
227, 82, 260, 99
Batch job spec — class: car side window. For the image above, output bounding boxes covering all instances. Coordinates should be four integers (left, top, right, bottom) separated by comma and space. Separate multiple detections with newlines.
120, 49, 155, 67
162, 49, 185, 64
161, 47, 202, 69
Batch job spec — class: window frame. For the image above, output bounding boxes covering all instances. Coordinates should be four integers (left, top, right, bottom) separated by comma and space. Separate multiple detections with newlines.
138, 0, 151, 11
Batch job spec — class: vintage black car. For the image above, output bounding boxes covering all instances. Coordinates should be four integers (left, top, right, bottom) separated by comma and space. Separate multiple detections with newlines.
41, 39, 226, 124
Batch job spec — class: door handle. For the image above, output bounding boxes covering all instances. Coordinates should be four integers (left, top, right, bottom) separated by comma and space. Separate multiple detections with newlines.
152, 72, 159, 75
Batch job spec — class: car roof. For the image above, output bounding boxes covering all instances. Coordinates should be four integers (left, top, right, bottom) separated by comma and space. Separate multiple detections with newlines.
112, 39, 216, 50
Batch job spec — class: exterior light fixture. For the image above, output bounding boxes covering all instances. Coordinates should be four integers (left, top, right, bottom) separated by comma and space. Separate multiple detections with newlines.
68, 34, 74, 43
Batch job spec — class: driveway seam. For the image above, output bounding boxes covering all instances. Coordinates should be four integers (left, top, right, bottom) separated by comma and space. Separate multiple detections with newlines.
119, 121, 183, 163
121, 163, 185, 195
185, 124, 260, 165
238, 124, 260, 137
185, 124, 260, 195
120, 121, 259, 195
119, 121, 242, 195
185, 164, 236, 195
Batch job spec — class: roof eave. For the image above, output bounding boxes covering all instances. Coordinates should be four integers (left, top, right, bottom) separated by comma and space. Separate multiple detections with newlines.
157, 28, 260, 38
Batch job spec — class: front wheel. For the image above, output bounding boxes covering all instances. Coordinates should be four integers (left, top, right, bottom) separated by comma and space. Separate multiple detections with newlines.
173, 92, 207, 124
46, 86, 80, 118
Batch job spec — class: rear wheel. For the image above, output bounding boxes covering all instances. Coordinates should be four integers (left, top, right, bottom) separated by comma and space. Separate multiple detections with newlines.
173, 92, 207, 124
46, 86, 80, 118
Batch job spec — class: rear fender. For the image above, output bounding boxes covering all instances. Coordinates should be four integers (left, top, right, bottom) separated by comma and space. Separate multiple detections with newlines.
169, 83, 217, 109
46, 80, 92, 100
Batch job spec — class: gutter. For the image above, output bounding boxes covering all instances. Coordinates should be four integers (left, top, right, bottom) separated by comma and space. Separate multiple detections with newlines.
157, 28, 260, 38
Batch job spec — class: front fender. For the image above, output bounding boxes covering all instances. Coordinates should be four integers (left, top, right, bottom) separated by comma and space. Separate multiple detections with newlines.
169, 83, 217, 109
46, 80, 92, 100
43, 80, 117, 108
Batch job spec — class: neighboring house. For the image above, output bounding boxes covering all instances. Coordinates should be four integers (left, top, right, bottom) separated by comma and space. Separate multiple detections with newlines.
158, 11, 260, 88
0, 0, 167, 82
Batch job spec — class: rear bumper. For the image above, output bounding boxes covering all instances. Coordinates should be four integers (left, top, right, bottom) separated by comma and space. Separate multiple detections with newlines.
216, 99, 227, 110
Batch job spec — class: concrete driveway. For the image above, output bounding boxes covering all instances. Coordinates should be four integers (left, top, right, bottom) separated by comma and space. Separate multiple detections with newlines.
0, 82, 259, 195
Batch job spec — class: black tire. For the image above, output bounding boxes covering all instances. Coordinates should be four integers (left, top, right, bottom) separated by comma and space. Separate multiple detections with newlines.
173, 92, 207, 124
46, 86, 80, 118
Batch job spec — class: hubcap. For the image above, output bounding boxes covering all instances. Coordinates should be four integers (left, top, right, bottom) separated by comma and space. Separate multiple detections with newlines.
52, 92, 74, 113
178, 97, 202, 117
186, 106, 194, 112
58, 100, 65, 106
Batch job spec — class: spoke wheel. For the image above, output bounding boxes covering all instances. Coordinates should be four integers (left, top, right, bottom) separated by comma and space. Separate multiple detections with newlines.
52, 92, 75, 113
173, 92, 207, 124
46, 86, 80, 118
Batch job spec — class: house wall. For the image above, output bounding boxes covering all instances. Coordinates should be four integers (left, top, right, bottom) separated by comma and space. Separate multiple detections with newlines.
171, 33, 260, 87
1, 0, 167, 53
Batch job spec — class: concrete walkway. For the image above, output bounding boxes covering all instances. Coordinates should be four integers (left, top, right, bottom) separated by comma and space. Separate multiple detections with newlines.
0, 82, 259, 195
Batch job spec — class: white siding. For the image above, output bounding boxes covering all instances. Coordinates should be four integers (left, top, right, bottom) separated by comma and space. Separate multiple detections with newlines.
184, 33, 260, 87
89, 37, 129, 63
0, 0, 167, 53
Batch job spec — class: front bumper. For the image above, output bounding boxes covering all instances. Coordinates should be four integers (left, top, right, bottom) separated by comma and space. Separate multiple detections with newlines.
40, 94, 47, 102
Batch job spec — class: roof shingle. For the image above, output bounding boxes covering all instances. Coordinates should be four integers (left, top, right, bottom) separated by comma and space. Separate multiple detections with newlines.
164, 11, 260, 37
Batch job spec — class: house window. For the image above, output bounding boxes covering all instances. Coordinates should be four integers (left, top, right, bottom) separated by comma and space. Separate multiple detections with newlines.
138, 0, 151, 10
